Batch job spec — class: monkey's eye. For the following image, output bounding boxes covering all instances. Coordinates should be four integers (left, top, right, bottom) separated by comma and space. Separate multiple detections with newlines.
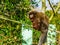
30, 19, 34, 22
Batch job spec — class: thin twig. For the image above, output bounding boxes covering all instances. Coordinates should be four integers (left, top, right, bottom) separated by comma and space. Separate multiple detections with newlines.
56, 31, 60, 34
0, 15, 21, 24
47, 0, 55, 22
47, 0, 55, 14
48, 0, 60, 22
0, 15, 32, 28
55, 3, 60, 13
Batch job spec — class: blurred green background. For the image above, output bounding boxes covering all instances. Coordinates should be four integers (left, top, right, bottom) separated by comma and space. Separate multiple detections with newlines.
0, 0, 60, 45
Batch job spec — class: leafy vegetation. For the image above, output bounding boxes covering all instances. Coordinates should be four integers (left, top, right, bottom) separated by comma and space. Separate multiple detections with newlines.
0, 0, 31, 45
0, 0, 60, 45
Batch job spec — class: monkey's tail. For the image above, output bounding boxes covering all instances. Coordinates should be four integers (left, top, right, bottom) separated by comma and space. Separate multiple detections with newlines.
38, 32, 47, 45
42, 32, 47, 43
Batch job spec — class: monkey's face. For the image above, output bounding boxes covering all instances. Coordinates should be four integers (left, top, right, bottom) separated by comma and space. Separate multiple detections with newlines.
29, 14, 40, 30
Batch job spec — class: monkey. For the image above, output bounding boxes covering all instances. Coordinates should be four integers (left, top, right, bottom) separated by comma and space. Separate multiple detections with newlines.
28, 10, 49, 45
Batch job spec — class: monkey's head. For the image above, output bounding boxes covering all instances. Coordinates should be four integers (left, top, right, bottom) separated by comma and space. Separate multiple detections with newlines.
29, 10, 41, 30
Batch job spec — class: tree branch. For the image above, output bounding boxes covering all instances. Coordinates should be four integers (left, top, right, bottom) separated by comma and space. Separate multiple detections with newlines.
47, 0, 55, 13
56, 30, 60, 34
0, 15, 32, 28
55, 3, 60, 13
48, 0, 60, 22
47, 0, 55, 22
0, 15, 21, 24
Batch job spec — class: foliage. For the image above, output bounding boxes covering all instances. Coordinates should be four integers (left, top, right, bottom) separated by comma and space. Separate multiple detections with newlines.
0, 0, 60, 45
47, 24, 56, 45
0, 0, 31, 45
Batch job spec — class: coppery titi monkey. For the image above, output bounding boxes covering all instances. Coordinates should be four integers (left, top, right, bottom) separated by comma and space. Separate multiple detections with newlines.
29, 10, 49, 45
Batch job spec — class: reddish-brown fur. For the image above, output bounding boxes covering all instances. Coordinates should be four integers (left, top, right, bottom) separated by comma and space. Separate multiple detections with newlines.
29, 10, 49, 45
